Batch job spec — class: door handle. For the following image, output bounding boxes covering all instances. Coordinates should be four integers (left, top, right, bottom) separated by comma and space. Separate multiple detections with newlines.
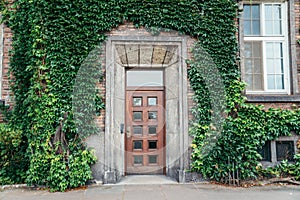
120, 123, 124, 134
126, 126, 131, 138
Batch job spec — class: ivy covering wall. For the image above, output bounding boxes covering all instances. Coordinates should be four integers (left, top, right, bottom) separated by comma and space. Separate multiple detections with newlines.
0, 0, 299, 191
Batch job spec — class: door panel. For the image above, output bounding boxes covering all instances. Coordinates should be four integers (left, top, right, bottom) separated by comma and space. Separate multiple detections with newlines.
125, 89, 165, 174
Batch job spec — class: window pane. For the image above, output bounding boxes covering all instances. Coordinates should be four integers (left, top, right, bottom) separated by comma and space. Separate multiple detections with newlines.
134, 155, 143, 165
133, 140, 143, 150
148, 155, 158, 164
252, 5, 260, 19
252, 43, 261, 57
148, 97, 157, 106
148, 126, 157, 134
274, 59, 283, 74
148, 140, 157, 149
245, 59, 253, 74
273, 4, 282, 20
273, 21, 282, 35
267, 75, 275, 90
245, 75, 253, 90
265, 5, 273, 20
266, 43, 282, 63
264, 4, 282, 35
275, 75, 284, 89
244, 43, 252, 57
244, 42, 263, 91
133, 97, 142, 106
274, 43, 282, 57
133, 112, 142, 121
252, 20, 260, 35
133, 126, 143, 135
244, 5, 260, 35
266, 59, 275, 74
127, 70, 163, 86
253, 60, 262, 73
244, 5, 251, 18
258, 141, 271, 162
276, 141, 294, 162
253, 75, 263, 90
244, 20, 251, 35
266, 43, 274, 58
266, 42, 284, 90
148, 111, 157, 120
265, 21, 273, 35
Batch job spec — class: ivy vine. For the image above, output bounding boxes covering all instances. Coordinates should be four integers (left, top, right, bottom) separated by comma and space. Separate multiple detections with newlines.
0, 0, 299, 191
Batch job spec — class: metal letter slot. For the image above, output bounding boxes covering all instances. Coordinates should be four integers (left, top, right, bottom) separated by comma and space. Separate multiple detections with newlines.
120, 123, 124, 134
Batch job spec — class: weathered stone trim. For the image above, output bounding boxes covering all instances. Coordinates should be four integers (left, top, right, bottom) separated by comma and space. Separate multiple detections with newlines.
103, 34, 190, 183
246, 95, 300, 102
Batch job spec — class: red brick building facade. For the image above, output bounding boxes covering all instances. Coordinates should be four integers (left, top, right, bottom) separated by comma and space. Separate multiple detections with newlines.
0, 0, 299, 182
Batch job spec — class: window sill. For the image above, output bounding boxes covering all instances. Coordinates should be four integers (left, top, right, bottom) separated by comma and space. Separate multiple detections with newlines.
246, 95, 300, 103
260, 161, 296, 168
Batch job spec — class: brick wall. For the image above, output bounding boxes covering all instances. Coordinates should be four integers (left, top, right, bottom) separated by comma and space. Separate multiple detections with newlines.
95, 45, 106, 133
0, 24, 12, 122
1, 24, 12, 106
254, 102, 299, 110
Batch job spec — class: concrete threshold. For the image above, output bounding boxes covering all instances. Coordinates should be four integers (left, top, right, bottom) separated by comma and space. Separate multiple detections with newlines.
116, 175, 179, 185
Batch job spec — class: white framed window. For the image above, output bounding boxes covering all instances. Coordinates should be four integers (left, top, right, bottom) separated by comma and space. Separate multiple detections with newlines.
242, 2, 289, 94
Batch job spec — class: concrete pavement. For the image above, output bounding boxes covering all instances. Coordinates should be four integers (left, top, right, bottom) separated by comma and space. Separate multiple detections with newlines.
1, 182, 300, 200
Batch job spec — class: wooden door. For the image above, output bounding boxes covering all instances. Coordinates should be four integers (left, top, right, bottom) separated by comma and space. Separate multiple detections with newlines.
125, 88, 165, 174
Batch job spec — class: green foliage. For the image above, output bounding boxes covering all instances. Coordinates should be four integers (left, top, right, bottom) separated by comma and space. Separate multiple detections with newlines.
191, 101, 300, 181
0, 124, 28, 185
1, 0, 108, 191
25, 143, 96, 192
257, 154, 300, 180
46, 148, 96, 192
0, 0, 298, 189
26, 151, 51, 186
190, 55, 300, 181
47, 155, 68, 192
68, 149, 97, 189
186, 0, 300, 183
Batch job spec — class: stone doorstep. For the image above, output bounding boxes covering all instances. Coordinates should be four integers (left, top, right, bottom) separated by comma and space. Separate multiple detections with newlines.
115, 175, 178, 185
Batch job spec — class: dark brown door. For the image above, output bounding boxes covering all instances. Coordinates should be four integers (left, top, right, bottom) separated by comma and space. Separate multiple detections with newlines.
125, 88, 165, 174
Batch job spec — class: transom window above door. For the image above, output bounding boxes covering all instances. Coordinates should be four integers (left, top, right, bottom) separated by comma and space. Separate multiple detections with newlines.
126, 70, 164, 87
242, 2, 289, 94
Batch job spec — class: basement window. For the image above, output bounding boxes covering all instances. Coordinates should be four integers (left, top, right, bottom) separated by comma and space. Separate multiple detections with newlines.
258, 137, 297, 164
276, 141, 295, 161
258, 141, 271, 162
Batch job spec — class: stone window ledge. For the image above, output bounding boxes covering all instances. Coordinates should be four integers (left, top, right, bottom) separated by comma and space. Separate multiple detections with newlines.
246, 95, 300, 103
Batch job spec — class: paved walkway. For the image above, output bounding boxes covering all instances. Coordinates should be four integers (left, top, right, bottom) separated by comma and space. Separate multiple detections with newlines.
0, 176, 299, 200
